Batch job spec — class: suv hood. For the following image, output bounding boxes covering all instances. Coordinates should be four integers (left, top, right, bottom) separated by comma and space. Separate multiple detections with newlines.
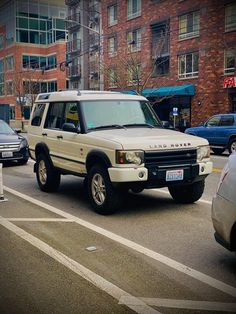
89, 128, 209, 150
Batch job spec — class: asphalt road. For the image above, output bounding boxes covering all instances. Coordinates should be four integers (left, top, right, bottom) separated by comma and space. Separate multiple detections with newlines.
0, 154, 236, 314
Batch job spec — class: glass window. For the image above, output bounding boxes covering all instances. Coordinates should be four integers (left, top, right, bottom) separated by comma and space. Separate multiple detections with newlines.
6, 81, 14, 95
220, 115, 234, 126
30, 55, 39, 69
29, 18, 39, 30
17, 30, 28, 43
0, 34, 3, 49
55, 19, 65, 30
22, 55, 29, 68
206, 116, 220, 127
18, 17, 29, 29
225, 49, 235, 74
48, 55, 57, 69
153, 57, 169, 76
108, 4, 117, 26
108, 36, 117, 56
6, 55, 14, 71
29, 31, 39, 44
178, 52, 199, 79
108, 68, 117, 88
127, 64, 141, 85
45, 102, 64, 129
127, 0, 141, 20
64, 102, 79, 128
40, 32, 46, 44
127, 28, 141, 52
48, 80, 57, 92
225, 3, 236, 32
10, 106, 15, 120
40, 20, 46, 31
31, 103, 46, 126
179, 11, 200, 39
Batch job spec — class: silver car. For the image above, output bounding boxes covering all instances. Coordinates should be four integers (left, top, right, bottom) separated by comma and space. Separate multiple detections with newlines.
212, 153, 236, 252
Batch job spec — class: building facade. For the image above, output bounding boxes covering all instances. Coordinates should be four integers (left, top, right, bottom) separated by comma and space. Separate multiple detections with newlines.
101, 0, 236, 128
0, 0, 68, 127
65, 0, 101, 90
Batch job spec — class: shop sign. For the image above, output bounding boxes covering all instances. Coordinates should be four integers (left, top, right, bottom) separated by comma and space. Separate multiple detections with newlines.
223, 76, 236, 88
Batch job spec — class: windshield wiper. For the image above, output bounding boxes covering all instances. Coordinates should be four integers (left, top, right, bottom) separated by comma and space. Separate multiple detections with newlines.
88, 124, 127, 131
123, 123, 155, 128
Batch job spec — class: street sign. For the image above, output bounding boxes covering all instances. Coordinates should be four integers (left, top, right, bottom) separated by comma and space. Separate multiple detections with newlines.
173, 107, 178, 116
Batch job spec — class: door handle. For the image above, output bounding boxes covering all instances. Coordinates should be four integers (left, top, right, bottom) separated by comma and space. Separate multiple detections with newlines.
57, 135, 63, 139
42, 133, 47, 136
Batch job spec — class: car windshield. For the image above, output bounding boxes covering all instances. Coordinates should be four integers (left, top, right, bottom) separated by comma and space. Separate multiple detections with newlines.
0, 120, 15, 134
81, 100, 162, 130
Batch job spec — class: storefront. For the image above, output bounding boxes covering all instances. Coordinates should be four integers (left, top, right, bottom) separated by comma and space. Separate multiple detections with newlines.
142, 84, 194, 131
223, 76, 236, 113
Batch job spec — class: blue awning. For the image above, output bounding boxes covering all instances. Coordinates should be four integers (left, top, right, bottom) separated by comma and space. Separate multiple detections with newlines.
142, 84, 195, 97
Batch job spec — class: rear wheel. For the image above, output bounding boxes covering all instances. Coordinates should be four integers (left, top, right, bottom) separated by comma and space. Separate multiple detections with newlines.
168, 180, 205, 204
228, 138, 236, 154
211, 148, 224, 155
36, 154, 60, 192
87, 165, 122, 215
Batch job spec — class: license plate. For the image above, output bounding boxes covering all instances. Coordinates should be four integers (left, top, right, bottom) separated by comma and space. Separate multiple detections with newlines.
166, 169, 184, 181
2, 151, 13, 158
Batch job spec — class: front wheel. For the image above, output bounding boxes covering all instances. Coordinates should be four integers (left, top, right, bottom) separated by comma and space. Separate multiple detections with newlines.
36, 154, 60, 192
168, 180, 205, 204
87, 165, 122, 215
228, 138, 236, 154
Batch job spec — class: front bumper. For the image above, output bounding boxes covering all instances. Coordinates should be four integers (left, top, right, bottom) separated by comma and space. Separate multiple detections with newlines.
0, 147, 29, 162
108, 160, 212, 188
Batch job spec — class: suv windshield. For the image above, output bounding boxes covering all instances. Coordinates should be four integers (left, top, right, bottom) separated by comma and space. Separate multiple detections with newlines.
81, 100, 162, 130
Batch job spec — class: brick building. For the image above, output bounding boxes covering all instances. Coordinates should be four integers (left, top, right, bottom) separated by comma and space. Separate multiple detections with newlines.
101, 0, 236, 128
0, 0, 68, 128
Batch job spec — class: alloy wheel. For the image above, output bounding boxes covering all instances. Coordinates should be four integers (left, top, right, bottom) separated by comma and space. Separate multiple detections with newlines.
38, 159, 47, 184
91, 173, 106, 205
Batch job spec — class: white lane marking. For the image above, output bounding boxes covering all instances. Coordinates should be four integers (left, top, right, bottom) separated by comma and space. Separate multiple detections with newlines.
2, 218, 74, 222
4, 186, 236, 298
120, 297, 236, 312
0, 216, 161, 314
152, 188, 212, 205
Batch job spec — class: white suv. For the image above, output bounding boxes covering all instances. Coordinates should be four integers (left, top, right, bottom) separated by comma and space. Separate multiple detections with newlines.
28, 90, 212, 214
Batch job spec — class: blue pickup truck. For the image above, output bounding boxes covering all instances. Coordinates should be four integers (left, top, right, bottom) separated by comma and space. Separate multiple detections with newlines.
185, 114, 236, 154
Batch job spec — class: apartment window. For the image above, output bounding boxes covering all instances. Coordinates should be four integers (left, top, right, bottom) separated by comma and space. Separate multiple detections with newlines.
225, 49, 235, 74
127, 64, 141, 85
10, 105, 15, 120
6, 55, 14, 71
225, 3, 236, 32
6, 81, 14, 95
108, 68, 117, 88
152, 21, 170, 76
108, 4, 117, 26
0, 58, 4, 96
22, 54, 57, 70
179, 11, 200, 39
127, 28, 141, 52
108, 36, 117, 56
127, 0, 141, 19
178, 52, 199, 79
0, 34, 3, 49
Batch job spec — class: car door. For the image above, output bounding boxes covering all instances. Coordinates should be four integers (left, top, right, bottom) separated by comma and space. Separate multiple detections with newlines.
55, 101, 86, 174
194, 115, 221, 145
214, 115, 235, 146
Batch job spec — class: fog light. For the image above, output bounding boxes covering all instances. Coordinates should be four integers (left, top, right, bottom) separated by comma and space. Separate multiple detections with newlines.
139, 171, 145, 178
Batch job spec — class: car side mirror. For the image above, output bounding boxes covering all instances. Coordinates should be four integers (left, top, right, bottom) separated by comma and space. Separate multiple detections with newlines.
62, 123, 80, 133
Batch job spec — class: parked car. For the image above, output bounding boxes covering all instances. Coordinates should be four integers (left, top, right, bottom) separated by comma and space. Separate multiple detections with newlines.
212, 153, 236, 252
185, 114, 236, 154
0, 119, 29, 164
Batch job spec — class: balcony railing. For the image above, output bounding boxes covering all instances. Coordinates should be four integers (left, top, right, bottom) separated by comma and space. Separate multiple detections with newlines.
65, 0, 80, 6
67, 39, 81, 54
68, 64, 81, 78
65, 13, 81, 29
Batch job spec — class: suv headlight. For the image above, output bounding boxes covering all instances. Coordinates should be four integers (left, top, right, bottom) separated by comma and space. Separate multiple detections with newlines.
19, 138, 28, 150
197, 145, 210, 161
116, 150, 144, 165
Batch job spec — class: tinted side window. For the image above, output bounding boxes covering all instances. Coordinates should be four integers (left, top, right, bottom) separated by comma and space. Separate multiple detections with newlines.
31, 103, 46, 126
220, 115, 234, 126
206, 116, 220, 127
45, 102, 64, 129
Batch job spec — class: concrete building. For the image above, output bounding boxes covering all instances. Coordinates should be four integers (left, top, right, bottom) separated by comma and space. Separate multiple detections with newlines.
101, 0, 236, 128
65, 0, 101, 90
0, 0, 68, 127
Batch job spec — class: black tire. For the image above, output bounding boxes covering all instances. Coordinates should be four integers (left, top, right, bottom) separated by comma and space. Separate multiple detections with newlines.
168, 180, 205, 204
211, 148, 224, 155
18, 157, 29, 165
87, 164, 122, 215
36, 154, 60, 192
228, 138, 236, 154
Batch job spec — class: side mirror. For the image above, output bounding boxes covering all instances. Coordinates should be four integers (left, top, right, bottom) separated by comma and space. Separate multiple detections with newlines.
62, 123, 80, 133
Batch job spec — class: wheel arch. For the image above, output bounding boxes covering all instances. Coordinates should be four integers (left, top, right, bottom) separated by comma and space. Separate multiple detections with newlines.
86, 150, 112, 172
35, 142, 51, 162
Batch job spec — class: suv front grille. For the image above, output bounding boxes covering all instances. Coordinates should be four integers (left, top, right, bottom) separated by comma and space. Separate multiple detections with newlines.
0, 142, 20, 152
145, 149, 197, 167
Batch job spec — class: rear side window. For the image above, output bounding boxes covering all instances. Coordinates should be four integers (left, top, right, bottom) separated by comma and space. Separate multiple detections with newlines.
45, 102, 64, 129
31, 103, 46, 126
220, 115, 234, 126
206, 116, 220, 127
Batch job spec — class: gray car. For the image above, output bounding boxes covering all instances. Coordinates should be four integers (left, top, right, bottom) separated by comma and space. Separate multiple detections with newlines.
212, 152, 236, 251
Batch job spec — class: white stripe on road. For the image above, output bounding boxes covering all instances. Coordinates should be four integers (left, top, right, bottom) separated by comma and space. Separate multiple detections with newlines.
119, 297, 236, 312
0, 216, 161, 314
3, 186, 236, 298
3, 218, 74, 222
